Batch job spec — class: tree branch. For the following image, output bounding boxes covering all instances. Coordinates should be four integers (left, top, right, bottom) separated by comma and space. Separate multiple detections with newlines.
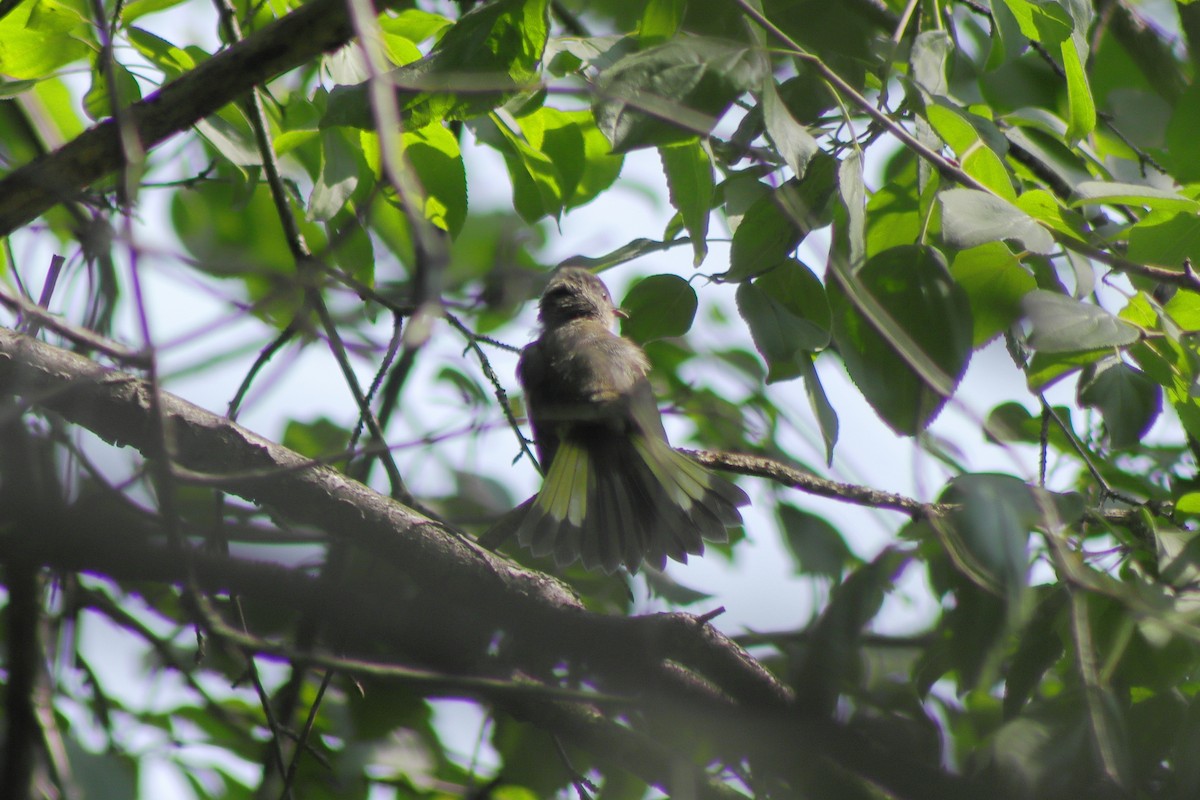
0, 0, 357, 236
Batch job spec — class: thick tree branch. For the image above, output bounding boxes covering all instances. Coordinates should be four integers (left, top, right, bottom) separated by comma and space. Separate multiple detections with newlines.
0, 0, 358, 236
0, 325, 979, 798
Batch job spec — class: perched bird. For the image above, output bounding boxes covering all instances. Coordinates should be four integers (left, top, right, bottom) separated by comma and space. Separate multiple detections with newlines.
516, 267, 749, 573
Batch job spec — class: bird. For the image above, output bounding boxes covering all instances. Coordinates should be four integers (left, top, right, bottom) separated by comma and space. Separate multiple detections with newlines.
516, 266, 750, 573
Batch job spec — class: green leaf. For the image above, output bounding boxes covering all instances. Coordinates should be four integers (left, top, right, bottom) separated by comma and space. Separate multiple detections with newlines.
121, 0, 189, 23
1015, 189, 1087, 242
593, 36, 769, 152
659, 139, 712, 266
762, 78, 818, 179
799, 355, 839, 465
736, 259, 831, 382
1165, 80, 1200, 182
557, 237, 677, 271
620, 274, 697, 343
83, 59, 143, 121
950, 242, 1036, 346
940, 473, 1035, 597
127, 27, 199, 80
0, 0, 90, 79
325, 0, 548, 130
309, 128, 362, 221
1061, 36, 1096, 141
475, 114, 563, 223
518, 107, 622, 213
1022, 290, 1140, 353
283, 417, 351, 460
839, 150, 866, 267
829, 245, 973, 436
1077, 360, 1162, 449
638, 0, 685, 45
1024, 348, 1108, 391
939, 188, 1056, 255
1070, 181, 1200, 213
911, 30, 951, 94
985, 401, 1077, 453
392, 123, 467, 236
1127, 211, 1200, 269
726, 155, 836, 281
378, 8, 454, 44
779, 503, 853, 578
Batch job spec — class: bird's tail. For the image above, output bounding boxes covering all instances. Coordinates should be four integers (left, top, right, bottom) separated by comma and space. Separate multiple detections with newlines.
517, 435, 749, 573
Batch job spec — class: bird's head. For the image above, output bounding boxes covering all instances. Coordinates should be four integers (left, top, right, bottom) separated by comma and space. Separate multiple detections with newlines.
537, 267, 626, 329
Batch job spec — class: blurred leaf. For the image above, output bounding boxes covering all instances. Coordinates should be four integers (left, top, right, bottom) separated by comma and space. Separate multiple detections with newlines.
0, 0, 90, 79
940, 188, 1056, 255
642, 569, 712, 605
799, 355, 838, 465
283, 417, 350, 460
309, 127, 362, 221
83, 59, 142, 121
794, 548, 909, 715
1070, 181, 1200, 213
940, 473, 1035, 599
736, 259, 831, 382
950, 242, 1036, 346
1078, 360, 1162, 449
1022, 290, 1140, 352
726, 155, 836, 281
638, 0, 684, 44
779, 503, 853, 578
762, 78, 818, 179
829, 245, 973, 436
593, 36, 769, 152
620, 274, 697, 343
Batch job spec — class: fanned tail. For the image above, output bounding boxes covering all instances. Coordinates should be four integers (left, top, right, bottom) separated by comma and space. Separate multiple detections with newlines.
517, 434, 749, 574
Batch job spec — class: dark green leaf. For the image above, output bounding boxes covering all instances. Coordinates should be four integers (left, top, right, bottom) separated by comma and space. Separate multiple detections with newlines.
1078, 360, 1162, 449
282, 417, 350, 460
593, 36, 769, 152
778, 503, 852, 578
799, 355, 839, 465
557, 237, 677, 271
736, 260, 830, 382
829, 245, 973, 436
620, 274, 697, 343
726, 155, 836, 281
940, 473, 1036, 597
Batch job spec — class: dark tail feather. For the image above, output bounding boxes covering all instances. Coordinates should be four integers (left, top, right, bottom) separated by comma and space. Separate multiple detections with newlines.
519, 434, 748, 574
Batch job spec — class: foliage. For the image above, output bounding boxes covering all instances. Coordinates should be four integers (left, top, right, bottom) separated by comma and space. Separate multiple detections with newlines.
3, 0, 1200, 798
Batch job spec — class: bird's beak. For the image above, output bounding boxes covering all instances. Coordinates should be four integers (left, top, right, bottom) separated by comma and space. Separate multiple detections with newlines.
614, 307, 630, 319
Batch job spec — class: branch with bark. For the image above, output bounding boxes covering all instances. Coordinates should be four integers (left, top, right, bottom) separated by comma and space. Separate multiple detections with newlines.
0, 325, 977, 798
